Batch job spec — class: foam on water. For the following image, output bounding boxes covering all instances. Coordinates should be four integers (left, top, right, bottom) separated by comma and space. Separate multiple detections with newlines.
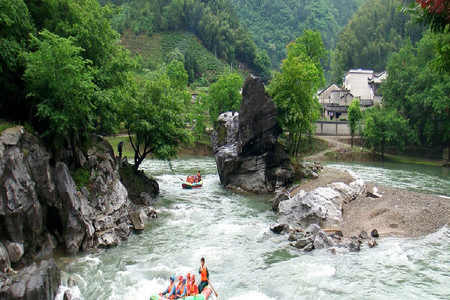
55, 158, 450, 299
228, 291, 277, 300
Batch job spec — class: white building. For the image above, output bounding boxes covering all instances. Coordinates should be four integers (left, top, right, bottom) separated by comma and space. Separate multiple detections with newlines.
343, 69, 387, 105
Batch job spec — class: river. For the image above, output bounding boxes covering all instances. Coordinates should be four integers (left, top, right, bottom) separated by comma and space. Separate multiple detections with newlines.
56, 158, 450, 300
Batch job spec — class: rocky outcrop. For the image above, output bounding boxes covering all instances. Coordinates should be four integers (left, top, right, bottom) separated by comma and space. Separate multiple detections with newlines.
0, 127, 158, 297
1, 259, 60, 299
212, 76, 294, 193
275, 176, 365, 228
270, 174, 381, 253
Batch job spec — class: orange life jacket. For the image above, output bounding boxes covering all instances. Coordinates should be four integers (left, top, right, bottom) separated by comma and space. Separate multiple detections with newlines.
189, 282, 199, 295
177, 284, 186, 297
200, 266, 208, 282
165, 282, 175, 299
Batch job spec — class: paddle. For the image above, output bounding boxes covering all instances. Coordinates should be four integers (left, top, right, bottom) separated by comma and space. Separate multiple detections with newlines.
207, 279, 219, 299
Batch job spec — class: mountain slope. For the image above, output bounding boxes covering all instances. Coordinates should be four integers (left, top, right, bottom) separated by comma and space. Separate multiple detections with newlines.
229, 0, 367, 68
120, 30, 229, 85
330, 0, 424, 82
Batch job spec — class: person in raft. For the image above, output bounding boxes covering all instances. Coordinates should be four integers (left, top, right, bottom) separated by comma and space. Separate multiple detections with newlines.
188, 274, 199, 296
175, 276, 187, 299
186, 273, 191, 293
160, 276, 176, 299
198, 257, 209, 293
197, 170, 202, 182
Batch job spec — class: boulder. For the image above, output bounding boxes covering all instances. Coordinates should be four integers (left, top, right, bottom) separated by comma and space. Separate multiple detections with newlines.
238, 76, 280, 156
0, 129, 44, 257
0, 242, 11, 273
313, 231, 335, 249
279, 187, 344, 227
303, 243, 314, 252
212, 76, 294, 193
371, 229, 379, 238
2, 259, 60, 299
270, 223, 289, 234
55, 162, 89, 255
358, 230, 369, 240
4, 242, 24, 264
348, 241, 361, 252
368, 239, 378, 248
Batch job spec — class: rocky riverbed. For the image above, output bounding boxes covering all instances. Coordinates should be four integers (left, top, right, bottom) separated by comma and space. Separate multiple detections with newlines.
271, 166, 450, 252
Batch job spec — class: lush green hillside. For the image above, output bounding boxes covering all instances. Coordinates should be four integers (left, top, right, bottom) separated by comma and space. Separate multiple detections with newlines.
120, 30, 230, 85
330, 0, 424, 82
229, 0, 367, 68
107, 0, 270, 78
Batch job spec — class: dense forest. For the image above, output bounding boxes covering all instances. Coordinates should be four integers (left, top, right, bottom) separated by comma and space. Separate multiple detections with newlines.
101, 0, 271, 78
229, 0, 366, 69
1, 0, 194, 170
330, 0, 424, 82
1, 0, 448, 162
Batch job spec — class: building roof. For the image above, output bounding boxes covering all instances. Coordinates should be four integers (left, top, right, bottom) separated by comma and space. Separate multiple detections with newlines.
368, 71, 387, 84
318, 84, 340, 96
343, 69, 374, 77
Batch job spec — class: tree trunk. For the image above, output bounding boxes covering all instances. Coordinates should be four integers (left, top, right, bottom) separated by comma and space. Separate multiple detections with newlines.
70, 132, 82, 169
351, 133, 354, 149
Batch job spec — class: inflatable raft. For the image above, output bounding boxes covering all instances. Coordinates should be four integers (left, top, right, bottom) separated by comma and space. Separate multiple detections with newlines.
182, 181, 203, 189
150, 286, 212, 300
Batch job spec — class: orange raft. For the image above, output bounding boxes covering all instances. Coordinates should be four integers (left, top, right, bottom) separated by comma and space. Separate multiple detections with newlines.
182, 180, 203, 189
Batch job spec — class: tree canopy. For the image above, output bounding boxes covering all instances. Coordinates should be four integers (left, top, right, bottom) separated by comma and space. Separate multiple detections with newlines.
268, 30, 325, 157
23, 30, 96, 154
123, 64, 192, 171
363, 106, 410, 157
229, 0, 366, 69
109, 0, 270, 77
381, 31, 450, 147
207, 72, 243, 124
331, 0, 424, 83
348, 98, 363, 148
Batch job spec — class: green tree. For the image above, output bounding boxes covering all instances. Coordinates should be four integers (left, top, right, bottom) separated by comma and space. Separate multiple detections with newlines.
123, 69, 191, 172
363, 106, 410, 157
404, 0, 449, 33
404, 0, 450, 74
166, 60, 188, 90
268, 30, 325, 157
0, 0, 34, 120
207, 72, 243, 124
348, 98, 362, 148
23, 30, 97, 163
331, 0, 424, 83
229, 0, 365, 69
381, 32, 450, 146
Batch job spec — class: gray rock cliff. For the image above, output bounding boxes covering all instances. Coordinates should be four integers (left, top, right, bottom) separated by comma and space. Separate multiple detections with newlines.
0, 127, 158, 298
212, 76, 294, 193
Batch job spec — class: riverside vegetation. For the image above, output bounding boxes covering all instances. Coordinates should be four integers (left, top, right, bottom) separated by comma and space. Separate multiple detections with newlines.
1, 0, 449, 298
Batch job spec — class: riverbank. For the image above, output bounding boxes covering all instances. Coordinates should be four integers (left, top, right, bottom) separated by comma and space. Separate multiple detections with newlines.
105, 135, 213, 159
304, 136, 446, 167
292, 167, 450, 238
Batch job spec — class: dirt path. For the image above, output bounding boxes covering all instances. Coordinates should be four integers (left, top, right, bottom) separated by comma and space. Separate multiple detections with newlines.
304, 136, 351, 161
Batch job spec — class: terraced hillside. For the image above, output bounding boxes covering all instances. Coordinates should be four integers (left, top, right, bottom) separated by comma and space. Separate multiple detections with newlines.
120, 30, 231, 84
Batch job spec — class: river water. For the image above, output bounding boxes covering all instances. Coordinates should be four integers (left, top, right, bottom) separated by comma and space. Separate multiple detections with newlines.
56, 158, 450, 300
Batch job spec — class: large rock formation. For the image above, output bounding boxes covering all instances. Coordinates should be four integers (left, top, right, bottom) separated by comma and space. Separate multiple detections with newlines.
276, 177, 365, 228
212, 76, 294, 193
0, 127, 159, 298
1, 260, 60, 299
